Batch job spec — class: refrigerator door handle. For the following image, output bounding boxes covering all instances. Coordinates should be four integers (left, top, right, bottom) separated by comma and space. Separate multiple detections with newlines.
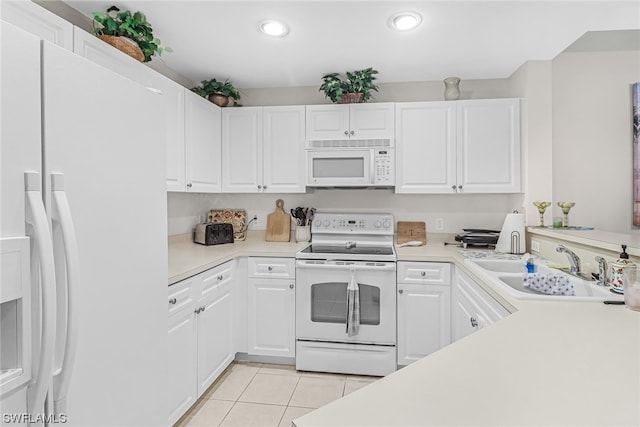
50, 173, 80, 415
24, 172, 57, 415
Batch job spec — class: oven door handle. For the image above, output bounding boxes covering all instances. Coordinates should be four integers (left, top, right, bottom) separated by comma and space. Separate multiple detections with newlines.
296, 261, 396, 272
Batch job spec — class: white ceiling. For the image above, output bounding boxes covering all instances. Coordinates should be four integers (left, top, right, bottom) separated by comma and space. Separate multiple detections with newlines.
64, 1, 640, 89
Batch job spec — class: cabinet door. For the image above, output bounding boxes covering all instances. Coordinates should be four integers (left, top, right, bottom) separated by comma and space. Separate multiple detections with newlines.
453, 269, 510, 341
263, 106, 306, 193
1, 0, 73, 49
456, 99, 521, 193
452, 283, 478, 342
222, 107, 263, 192
152, 78, 186, 192
167, 306, 197, 425
305, 105, 349, 140
397, 283, 451, 366
349, 103, 395, 140
395, 102, 457, 193
247, 278, 295, 357
185, 90, 222, 193
196, 282, 233, 397
73, 26, 145, 85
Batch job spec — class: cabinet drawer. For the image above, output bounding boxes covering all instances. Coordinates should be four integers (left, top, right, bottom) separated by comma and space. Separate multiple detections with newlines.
200, 260, 234, 299
398, 262, 451, 285
248, 257, 295, 279
168, 277, 195, 316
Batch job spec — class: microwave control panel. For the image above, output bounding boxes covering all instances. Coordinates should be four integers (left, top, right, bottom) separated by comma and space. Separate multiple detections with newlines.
374, 149, 394, 185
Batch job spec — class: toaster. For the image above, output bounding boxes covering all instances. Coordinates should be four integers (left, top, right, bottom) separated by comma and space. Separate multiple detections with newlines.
194, 223, 234, 246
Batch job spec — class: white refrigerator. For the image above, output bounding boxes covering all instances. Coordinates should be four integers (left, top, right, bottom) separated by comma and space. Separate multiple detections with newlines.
1, 21, 168, 426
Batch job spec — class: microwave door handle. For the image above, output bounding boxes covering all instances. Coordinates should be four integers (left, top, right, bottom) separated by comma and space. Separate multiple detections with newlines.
370, 152, 375, 185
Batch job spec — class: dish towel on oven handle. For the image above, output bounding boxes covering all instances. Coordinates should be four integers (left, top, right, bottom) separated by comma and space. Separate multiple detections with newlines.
346, 268, 360, 336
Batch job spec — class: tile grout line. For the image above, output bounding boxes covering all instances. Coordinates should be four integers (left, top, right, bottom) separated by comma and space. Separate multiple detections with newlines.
215, 362, 263, 427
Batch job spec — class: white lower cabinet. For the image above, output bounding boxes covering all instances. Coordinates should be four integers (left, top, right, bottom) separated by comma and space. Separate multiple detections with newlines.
397, 262, 451, 366
167, 260, 235, 425
247, 257, 296, 357
452, 268, 510, 342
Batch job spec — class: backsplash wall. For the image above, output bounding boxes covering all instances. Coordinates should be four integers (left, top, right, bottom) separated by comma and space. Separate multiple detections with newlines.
167, 191, 525, 236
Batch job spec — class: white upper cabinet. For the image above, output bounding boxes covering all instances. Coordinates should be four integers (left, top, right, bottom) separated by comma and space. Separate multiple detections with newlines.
395, 102, 456, 193
73, 26, 144, 84
395, 98, 521, 194
456, 99, 521, 193
1, 1, 73, 50
306, 103, 394, 140
222, 106, 306, 193
263, 106, 306, 193
184, 91, 222, 193
222, 107, 263, 192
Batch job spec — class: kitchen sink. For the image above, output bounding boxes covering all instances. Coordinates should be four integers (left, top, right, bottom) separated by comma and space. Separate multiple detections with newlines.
467, 258, 622, 302
497, 275, 613, 298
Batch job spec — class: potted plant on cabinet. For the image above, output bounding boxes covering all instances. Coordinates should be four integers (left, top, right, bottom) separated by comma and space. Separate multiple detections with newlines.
191, 78, 242, 107
92, 5, 171, 63
319, 68, 379, 103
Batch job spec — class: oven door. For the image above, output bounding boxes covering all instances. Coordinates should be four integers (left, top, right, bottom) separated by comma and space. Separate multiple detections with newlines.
306, 150, 372, 187
295, 260, 396, 344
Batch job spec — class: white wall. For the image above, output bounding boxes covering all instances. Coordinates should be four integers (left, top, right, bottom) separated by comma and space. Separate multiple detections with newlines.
168, 191, 524, 236
508, 60, 554, 227
551, 49, 640, 232
239, 78, 511, 106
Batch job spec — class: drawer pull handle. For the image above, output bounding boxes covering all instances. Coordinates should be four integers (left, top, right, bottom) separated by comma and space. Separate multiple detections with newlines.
195, 308, 201, 314
267, 266, 273, 271
289, 283, 294, 289
420, 271, 426, 277
169, 298, 177, 305
470, 316, 478, 328
398, 289, 403, 294
217, 275, 223, 280
200, 306, 206, 312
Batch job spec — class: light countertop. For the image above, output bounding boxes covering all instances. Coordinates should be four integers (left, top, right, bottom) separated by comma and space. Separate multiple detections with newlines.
168, 231, 308, 284
168, 232, 640, 426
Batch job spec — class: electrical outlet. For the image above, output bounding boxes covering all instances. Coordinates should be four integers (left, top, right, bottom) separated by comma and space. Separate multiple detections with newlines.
249, 212, 266, 230
530, 240, 541, 253
435, 218, 444, 231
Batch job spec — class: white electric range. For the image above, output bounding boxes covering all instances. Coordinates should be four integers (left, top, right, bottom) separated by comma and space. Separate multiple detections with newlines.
295, 212, 397, 376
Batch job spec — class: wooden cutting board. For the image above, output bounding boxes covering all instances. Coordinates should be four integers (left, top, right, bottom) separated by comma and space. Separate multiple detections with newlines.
397, 221, 427, 245
266, 199, 291, 242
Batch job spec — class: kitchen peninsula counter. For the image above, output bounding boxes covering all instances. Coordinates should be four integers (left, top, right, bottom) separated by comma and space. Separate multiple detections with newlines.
168, 232, 639, 426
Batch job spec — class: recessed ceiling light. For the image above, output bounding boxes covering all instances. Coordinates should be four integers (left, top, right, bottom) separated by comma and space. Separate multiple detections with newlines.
389, 12, 422, 32
259, 20, 289, 37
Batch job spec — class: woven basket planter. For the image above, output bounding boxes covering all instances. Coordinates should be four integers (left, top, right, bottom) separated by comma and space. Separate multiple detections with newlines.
99, 35, 145, 62
208, 93, 230, 107
338, 92, 364, 104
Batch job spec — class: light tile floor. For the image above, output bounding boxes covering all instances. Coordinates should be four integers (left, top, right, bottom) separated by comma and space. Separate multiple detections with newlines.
175, 362, 380, 427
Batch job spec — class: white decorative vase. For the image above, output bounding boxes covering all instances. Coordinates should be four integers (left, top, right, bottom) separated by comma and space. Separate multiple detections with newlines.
443, 77, 461, 101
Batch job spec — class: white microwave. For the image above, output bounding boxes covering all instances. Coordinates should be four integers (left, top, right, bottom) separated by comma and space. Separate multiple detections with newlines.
306, 147, 395, 187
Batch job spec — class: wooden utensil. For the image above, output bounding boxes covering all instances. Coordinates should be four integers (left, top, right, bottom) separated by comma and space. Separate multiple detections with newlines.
397, 221, 426, 245
266, 199, 291, 242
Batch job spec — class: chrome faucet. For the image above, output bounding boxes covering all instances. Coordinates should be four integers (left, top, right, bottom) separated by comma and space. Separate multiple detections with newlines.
556, 245, 583, 276
595, 256, 609, 286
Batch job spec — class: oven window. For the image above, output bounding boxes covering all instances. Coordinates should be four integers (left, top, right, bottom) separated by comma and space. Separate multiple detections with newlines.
310, 282, 380, 325
312, 158, 365, 178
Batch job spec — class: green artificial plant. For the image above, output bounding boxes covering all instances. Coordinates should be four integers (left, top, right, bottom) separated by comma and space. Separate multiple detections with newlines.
319, 68, 379, 103
92, 5, 171, 62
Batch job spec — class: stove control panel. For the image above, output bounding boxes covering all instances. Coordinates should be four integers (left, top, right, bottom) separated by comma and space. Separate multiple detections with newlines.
311, 213, 394, 234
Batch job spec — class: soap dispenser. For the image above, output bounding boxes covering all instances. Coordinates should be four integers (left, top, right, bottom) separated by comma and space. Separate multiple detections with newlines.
610, 245, 635, 292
